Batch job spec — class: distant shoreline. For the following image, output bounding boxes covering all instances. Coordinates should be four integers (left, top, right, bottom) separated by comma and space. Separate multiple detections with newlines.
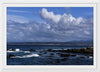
7, 42, 93, 46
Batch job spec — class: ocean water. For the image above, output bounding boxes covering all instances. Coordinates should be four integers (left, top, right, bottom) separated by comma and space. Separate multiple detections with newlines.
7, 45, 93, 65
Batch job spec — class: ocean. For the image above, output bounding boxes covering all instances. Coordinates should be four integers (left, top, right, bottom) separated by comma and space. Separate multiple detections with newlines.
7, 45, 93, 65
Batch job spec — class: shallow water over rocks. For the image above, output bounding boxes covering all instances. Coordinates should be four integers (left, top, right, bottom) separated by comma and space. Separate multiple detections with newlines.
7, 45, 93, 65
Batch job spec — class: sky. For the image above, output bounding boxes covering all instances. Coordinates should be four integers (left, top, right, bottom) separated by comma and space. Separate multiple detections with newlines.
7, 7, 93, 42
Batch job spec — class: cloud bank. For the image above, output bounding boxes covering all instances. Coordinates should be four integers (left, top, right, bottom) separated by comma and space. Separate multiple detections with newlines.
7, 8, 93, 42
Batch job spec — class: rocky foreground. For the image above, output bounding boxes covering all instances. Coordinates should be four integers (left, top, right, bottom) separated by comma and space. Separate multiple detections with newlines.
7, 47, 93, 58
47, 47, 93, 54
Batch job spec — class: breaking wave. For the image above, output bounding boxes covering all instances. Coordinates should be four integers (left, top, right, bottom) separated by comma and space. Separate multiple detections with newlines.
13, 54, 39, 58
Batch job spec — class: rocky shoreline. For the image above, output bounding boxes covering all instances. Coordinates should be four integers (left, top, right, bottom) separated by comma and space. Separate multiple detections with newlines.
7, 47, 93, 58
47, 47, 93, 54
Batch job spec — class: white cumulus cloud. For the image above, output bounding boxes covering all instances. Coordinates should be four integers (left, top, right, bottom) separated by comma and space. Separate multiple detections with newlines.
7, 8, 93, 42
40, 8, 61, 24
40, 8, 84, 26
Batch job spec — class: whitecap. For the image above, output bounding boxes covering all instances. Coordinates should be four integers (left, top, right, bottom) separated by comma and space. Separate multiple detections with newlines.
24, 51, 30, 53
7, 51, 23, 53
89, 56, 93, 59
14, 54, 39, 58
7, 48, 21, 53
7, 51, 15, 53
15, 49, 20, 52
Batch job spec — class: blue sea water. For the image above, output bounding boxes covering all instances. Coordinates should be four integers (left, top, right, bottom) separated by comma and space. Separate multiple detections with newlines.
7, 45, 93, 65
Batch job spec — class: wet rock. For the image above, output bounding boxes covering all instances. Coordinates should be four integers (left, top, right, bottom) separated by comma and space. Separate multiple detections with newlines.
47, 49, 53, 52
7, 49, 9, 51
67, 49, 81, 53
87, 47, 93, 50
86, 55, 93, 58
66, 47, 93, 54
70, 55, 76, 57
29, 49, 36, 52
59, 53, 70, 57
38, 54, 42, 56
7, 48, 15, 51
86, 56, 90, 58
80, 48, 85, 52
50, 53, 54, 55
46, 47, 93, 54
90, 54, 93, 57
79, 56, 85, 58
8, 54, 15, 58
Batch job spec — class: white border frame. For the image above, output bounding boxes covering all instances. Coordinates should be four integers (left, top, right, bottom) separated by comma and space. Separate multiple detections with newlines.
3, 3, 97, 70
0, 0, 100, 72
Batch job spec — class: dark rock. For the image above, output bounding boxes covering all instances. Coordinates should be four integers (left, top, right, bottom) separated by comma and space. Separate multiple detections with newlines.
86, 55, 93, 58
70, 55, 76, 57
8, 48, 15, 51
86, 56, 90, 58
38, 54, 42, 56
50, 53, 54, 55
29, 49, 36, 52
8, 54, 15, 58
79, 57, 85, 58
59, 53, 70, 57
80, 48, 85, 52
7, 49, 9, 51
90, 54, 93, 57
66, 47, 93, 54
87, 47, 93, 50
47, 49, 53, 52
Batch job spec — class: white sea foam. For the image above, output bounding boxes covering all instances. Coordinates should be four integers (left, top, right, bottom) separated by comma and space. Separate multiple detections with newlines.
24, 51, 30, 53
7, 49, 31, 53
7, 51, 22, 53
14, 54, 39, 58
89, 56, 93, 59
7, 48, 21, 53
15, 49, 20, 51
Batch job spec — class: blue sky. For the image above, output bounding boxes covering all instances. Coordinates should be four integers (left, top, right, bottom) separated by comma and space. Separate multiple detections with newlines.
7, 7, 93, 42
